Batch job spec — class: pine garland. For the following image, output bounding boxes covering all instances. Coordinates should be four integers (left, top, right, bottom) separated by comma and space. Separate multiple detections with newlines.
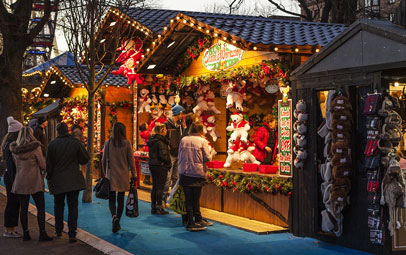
176, 36, 213, 75
207, 170, 292, 196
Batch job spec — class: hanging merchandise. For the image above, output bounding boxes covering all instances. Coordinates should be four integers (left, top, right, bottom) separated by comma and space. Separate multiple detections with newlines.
293, 99, 308, 169
201, 114, 219, 142
226, 79, 246, 111
376, 95, 406, 238
138, 88, 152, 113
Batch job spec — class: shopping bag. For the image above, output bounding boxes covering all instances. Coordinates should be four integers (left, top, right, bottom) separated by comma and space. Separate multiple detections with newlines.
167, 179, 179, 204
126, 179, 139, 218
169, 183, 186, 215
94, 178, 110, 200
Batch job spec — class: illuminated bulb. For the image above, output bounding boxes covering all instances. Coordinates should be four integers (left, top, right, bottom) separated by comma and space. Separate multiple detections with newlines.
136, 26, 139, 29
158, 34, 161, 38
233, 40, 236, 43
136, 61, 140, 64
206, 29, 210, 34
141, 55, 145, 58
223, 37, 227, 41
198, 26, 202, 29
253, 46, 257, 50
176, 16, 180, 20
152, 41, 156, 45
106, 85, 109, 88
190, 23, 194, 26
395, 82, 400, 87
214, 33, 218, 37
164, 27, 167, 30
140, 28, 144, 31
183, 20, 187, 24
145, 32, 148, 35
295, 48, 299, 52
170, 19, 174, 23
127, 20, 130, 24
147, 48, 150, 52
315, 48, 320, 53
274, 47, 278, 51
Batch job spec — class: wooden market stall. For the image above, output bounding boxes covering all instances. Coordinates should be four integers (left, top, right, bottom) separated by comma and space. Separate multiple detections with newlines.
290, 19, 406, 254
89, 7, 347, 228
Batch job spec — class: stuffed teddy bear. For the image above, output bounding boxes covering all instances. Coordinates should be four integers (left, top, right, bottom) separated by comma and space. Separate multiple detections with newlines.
226, 80, 246, 111
204, 90, 221, 115
240, 141, 261, 165
138, 88, 152, 113
157, 86, 167, 106
148, 105, 166, 131
224, 139, 242, 168
226, 112, 250, 143
201, 114, 219, 142
149, 85, 158, 105
193, 93, 209, 116
115, 38, 143, 64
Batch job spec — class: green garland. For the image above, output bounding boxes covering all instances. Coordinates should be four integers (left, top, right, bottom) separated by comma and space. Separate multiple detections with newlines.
179, 58, 290, 88
105, 101, 133, 134
207, 170, 292, 196
176, 36, 213, 75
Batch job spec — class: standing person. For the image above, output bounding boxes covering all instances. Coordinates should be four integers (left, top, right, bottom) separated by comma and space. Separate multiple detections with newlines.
71, 118, 85, 142
102, 122, 136, 233
1, 117, 23, 238
162, 104, 185, 204
32, 116, 48, 155
139, 122, 152, 185
252, 114, 278, 165
46, 122, 89, 243
178, 122, 214, 232
10, 127, 52, 241
147, 123, 171, 215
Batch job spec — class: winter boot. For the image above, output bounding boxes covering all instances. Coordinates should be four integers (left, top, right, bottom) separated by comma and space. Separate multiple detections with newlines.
39, 230, 53, 242
22, 230, 31, 241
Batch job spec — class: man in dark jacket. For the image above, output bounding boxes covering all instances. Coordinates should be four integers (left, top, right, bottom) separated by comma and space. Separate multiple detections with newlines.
30, 116, 48, 156
46, 122, 89, 243
162, 104, 185, 205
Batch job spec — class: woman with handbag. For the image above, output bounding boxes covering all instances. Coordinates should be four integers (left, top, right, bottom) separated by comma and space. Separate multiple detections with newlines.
148, 123, 171, 215
1, 117, 23, 238
10, 127, 52, 241
102, 122, 136, 233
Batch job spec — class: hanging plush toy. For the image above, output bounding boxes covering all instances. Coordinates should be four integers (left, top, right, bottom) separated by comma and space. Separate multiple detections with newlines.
201, 114, 219, 142
138, 88, 151, 114
226, 80, 246, 111
115, 38, 143, 64
226, 112, 250, 143
193, 93, 209, 116
148, 104, 166, 131
112, 57, 144, 85
204, 90, 221, 115
157, 86, 168, 106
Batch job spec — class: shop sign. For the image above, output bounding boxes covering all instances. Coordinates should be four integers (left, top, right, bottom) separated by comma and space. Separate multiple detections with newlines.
278, 99, 292, 177
202, 40, 244, 71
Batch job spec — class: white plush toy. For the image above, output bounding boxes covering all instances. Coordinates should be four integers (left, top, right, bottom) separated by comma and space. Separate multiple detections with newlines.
204, 90, 221, 115
138, 88, 152, 113
240, 142, 261, 165
226, 112, 250, 143
226, 80, 246, 111
201, 114, 219, 142
193, 94, 209, 116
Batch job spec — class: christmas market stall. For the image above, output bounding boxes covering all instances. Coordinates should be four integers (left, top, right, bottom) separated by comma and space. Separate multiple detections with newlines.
290, 19, 406, 254
91, 7, 346, 228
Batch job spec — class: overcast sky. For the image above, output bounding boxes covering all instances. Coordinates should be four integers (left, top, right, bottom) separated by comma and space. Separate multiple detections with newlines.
54, 0, 299, 56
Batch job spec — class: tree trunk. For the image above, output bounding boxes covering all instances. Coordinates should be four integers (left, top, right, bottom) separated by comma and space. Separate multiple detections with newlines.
82, 91, 95, 203
0, 47, 25, 140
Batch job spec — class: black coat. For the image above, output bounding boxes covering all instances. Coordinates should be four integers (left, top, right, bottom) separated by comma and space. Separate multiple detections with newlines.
46, 134, 90, 195
147, 134, 171, 169
165, 118, 182, 156
3, 141, 16, 182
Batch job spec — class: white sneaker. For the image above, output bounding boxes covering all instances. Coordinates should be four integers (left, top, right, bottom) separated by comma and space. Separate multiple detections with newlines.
3, 231, 22, 238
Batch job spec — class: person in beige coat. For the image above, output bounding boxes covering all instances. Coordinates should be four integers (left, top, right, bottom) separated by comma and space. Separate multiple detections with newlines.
10, 127, 52, 242
102, 122, 136, 233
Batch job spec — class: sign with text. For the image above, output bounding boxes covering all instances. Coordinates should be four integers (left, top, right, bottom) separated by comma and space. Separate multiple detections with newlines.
278, 99, 292, 177
202, 40, 244, 71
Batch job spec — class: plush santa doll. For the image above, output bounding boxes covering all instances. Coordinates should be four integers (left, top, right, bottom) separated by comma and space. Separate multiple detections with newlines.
115, 38, 143, 64
112, 57, 144, 85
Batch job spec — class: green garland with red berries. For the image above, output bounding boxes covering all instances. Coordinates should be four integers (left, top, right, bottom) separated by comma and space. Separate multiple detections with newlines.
176, 36, 213, 75
207, 170, 292, 196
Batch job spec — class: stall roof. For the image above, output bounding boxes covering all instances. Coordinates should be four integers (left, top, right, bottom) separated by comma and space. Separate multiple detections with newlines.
291, 19, 406, 78
23, 52, 75, 75
32, 100, 60, 117
122, 8, 346, 47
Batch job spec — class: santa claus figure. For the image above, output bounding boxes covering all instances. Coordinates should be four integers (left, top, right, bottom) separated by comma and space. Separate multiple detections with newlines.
148, 104, 166, 132
115, 38, 143, 64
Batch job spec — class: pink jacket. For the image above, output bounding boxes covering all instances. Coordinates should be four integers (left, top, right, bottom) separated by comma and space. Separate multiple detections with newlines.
178, 135, 212, 179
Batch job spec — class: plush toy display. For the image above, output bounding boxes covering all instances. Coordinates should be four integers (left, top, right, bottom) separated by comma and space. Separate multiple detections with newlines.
193, 93, 209, 116
226, 80, 246, 111
224, 139, 260, 168
157, 86, 168, 106
112, 57, 144, 85
226, 112, 250, 143
204, 90, 221, 114
148, 105, 166, 131
138, 88, 152, 113
201, 114, 219, 142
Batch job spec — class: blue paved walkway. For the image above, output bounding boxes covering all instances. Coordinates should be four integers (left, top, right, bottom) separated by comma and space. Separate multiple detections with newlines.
1, 179, 370, 255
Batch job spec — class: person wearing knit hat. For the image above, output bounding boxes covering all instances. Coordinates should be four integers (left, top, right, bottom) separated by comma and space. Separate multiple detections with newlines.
1, 116, 23, 238
162, 103, 186, 206
7, 116, 23, 133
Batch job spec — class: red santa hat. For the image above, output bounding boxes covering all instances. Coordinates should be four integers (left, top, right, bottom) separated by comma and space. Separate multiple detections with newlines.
231, 112, 243, 118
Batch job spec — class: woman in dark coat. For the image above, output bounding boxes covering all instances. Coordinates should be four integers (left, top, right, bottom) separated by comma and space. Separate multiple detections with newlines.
102, 122, 136, 233
148, 123, 171, 215
1, 116, 23, 238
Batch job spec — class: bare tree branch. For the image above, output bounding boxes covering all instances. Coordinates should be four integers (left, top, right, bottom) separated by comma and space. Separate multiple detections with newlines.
267, 0, 311, 20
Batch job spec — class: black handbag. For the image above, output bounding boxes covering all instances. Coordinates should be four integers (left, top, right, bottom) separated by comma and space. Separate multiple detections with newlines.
94, 178, 110, 199
126, 178, 139, 217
